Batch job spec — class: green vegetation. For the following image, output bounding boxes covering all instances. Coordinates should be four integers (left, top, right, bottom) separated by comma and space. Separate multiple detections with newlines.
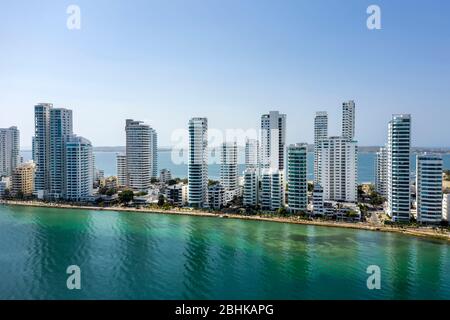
308, 183, 314, 192
158, 194, 166, 207
118, 190, 134, 204
444, 170, 450, 181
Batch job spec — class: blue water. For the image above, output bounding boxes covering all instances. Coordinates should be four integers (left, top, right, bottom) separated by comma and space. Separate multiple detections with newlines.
20, 151, 450, 183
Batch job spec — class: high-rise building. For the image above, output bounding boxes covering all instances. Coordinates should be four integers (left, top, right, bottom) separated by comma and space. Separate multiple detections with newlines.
49, 108, 73, 199
245, 138, 259, 170
314, 112, 328, 184
0, 126, 20, 177
387, 114, 411, 222
375, 146, 388, 197
342, 100, 355, 140
260, 111, 286, 171
243, 168, 259, 207
220, 142, 238, 190
287, 143, 308, 213
65, 136, 93, 201
116, 153, 127, 187
188, 117, 208, 208
125, 119, 156, 191
260, 169, 285, 211
11, 162, 36, 197
149, 127, 158, 178
416, 154, 443, 224
33, 103, 52, 197
443, 193, 450, 221
318, 137, 358, 202
313, 184, 324, 216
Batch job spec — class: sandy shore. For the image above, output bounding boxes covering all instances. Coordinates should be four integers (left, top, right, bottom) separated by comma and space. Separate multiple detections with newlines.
1, 200, 450, 242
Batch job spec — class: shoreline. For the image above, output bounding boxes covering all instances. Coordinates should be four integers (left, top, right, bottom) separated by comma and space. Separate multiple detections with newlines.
1, 200, 449, 243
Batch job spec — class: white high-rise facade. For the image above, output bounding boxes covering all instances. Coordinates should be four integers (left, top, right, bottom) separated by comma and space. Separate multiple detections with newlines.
260, 111, 286, 171
0, 126, 20, 177
49, 108, 73, 199
33, 103, 52, 197
125, 119, 157, 191
314, 111, 328, 185
287, 143, 308, 213
375, 146, 388, 197
387, 114, 411, 222
342, 100, 355, 140
188, 118, 208, 208
443, 194, 450, 221
260, 169, 285, 211
220, 142, 238, 191
116, 154, 127, 187
416, 154, 443, 224
65, 136, 93, 201
318, 137, 358, 202
149, 128, 158, 178
243, 168, 259, 207
245, 138, 259, 170
313, 184, 324, 216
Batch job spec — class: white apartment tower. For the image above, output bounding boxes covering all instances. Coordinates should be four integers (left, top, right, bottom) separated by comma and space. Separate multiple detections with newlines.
342, 100, 355, 140
314, 111, 328, 185
260, 170, 285, 211
245, 138, 259, 170
375, 146, 388, 198
33, 103, 52, 197
0, 126, 20, 177
188, 117, 208, 208
416, 154, 443, 224
318, 137, 358, 202
387, 114, 412, 222
287, 143, 308, 213
243, 168, 259, 207
260, 111, 286, 171
220, 142, 238, 191
116, 153, 127, 187
149, 127, 158, 178
443, 194, 450, 221
125, 119, 157, 191
65, 136, 93, 201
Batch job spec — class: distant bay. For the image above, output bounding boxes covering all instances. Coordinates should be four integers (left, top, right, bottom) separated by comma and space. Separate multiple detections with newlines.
20, 150, 450, 184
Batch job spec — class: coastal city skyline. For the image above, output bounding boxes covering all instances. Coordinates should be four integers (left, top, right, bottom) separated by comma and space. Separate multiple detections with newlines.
2, 1, 450, 148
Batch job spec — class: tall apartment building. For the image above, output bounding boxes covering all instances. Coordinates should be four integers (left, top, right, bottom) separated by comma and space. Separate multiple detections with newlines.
0, 126, 20, 177
243, 168, 259, 207
245, 138, 259, 170
375, 146, 388, 197
387, 114, 412, 222
318, 137, 358, 202
188, 118, 208, 208
443, 194, 450, 221
220, 142, 238, 190
11, 162, 36, 197
149, 127, 158, 178
65, 136, 93, 201
125, 119, 157, 191
314, 112, 328, 185
33, 103, 52, 197
260, 111, 286, 171
313, 184, 324, 216
116, 153, 127, 187
49, 108, 73, 199
260, 169, 285, 211
287, 143, 308, 213
416, 154, 443, 224
342, 100, 355, 140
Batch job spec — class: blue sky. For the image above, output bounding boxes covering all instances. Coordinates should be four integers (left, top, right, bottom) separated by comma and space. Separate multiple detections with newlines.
1, 0, 449, 148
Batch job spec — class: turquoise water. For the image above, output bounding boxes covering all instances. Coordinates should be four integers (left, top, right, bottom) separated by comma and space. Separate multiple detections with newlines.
0, 205, 449, 300
22, 151, 450, 183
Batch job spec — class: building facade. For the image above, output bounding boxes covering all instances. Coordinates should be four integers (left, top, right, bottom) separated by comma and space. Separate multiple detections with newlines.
342, 100, 356, 140
375, 146, 388, 198
443, 193, 450, 221
287, 143, 308, 213
260, 111, 286, 171
116, 153, 127, 187
160, 169, 172, 184
0, 126, 20, 177
11, 162, 36, 197
416, 154, 443, 224
65, 136, 93, 201
260, 169, 285, 211
313, 184, 324, 216
33, 103, 52, 197
188, 118, 208, 208
245, 138, 259, 170
243, 168, 259, 207
387, 114, 412, 222
314, 111, 328, 185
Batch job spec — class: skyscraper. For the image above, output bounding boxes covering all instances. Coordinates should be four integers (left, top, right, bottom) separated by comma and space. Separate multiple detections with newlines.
188, 117, 208, 208
260, 111, 286, 171
125, 119, 155, 191
149, 127, 158, 178
318, 137, 358, 202
220, 142, 238, 191
245, 138, 259, 170
116, 153, 127, 187
387, 114, 411, 222
287, 143, 308, 213
342, 100, 355, 140
243, 168, 259, 207
49, 108, 73, 199
0, 126, 20, 177
33, 103, 52, 197
416, 154, 442, 224
314, 111, 328, 185
65, 135, 93, 201
375, 146, 388, 198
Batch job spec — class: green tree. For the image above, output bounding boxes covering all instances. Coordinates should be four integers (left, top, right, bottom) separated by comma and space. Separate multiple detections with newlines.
119, 190, 134, 204
158, 194, 165, 207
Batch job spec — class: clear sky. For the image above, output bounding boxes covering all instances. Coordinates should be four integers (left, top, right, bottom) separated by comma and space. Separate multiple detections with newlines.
1, 0, 449, 148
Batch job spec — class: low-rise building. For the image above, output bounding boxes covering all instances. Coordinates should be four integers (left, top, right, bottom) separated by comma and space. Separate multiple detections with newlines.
160, 169, 172, 184
313, 184, 324, 216
443, 193, 450, 222
208, 184, 225, 210
165, 184, 188, 207
11, 162, 36, 197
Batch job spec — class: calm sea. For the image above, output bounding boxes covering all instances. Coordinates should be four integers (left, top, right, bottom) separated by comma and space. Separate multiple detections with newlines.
20, 150, 450, 183
0, 205, 449, 299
